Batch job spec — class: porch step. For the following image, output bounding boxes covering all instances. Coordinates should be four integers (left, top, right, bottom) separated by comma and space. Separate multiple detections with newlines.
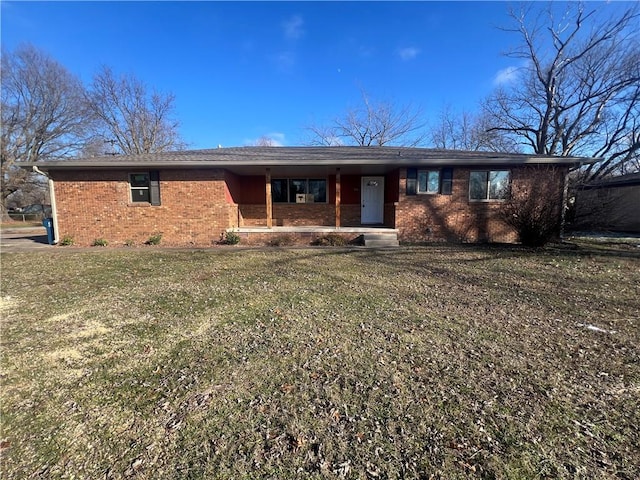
363, 233, 399, 248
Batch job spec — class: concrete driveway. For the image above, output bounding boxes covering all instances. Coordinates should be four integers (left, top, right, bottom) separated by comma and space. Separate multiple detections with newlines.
0, 226, 53, 252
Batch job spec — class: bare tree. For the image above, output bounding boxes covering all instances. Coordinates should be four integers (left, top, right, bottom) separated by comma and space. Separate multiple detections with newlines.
482, 3, 640, 180
86, 67, 185, 155
305, 124, 343, 146
3, 170, 48, 210
429, 105, 520, 152
1, 44, 92, 213
307, 90, 427, 147
253, 136, 277, 147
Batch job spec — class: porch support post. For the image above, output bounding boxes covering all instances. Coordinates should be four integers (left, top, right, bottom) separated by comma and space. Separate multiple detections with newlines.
335, 168, 341, 228
265, 168, 273, 228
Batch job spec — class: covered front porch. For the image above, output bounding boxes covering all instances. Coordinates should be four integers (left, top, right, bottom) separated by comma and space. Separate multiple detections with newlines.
225, 166, 400, 230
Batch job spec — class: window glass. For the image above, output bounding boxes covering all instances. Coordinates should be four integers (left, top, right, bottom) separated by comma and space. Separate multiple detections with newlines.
272, 178, 328, 203
489, 171, 510, 199
132, 188, 150, 202
129, 173, 150, 203
418, 170, 428, 193
427, 171, 440, 193
469, 171, 488, 200
272, 179, 288, 203
417, 170, 440, 194
406, 168, 417, 195
130, 173, 149, 188
308, 179, 327, 203
469, 170, 510, 200
289, 179, 307, 202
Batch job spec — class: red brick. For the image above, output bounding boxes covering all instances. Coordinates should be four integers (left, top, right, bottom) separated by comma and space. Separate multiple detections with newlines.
50, 165, 567, 246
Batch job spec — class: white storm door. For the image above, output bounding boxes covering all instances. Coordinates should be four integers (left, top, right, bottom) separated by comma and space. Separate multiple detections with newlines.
361, 176, 385, 224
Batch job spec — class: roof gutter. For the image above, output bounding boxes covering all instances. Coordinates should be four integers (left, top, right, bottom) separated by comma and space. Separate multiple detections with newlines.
32, 166, 59, 244
21, 157, 596, 170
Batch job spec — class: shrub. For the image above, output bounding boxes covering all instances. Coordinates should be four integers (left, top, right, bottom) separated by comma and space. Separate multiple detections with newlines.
313, 233, 348, 246
222, 230, 241, 245
500, 166, 564, 247
92, 238, 108, 247
59, 235, 74, 246
124, 239, 135, 247
146, 233, 162, 245
269, 235, 294, 247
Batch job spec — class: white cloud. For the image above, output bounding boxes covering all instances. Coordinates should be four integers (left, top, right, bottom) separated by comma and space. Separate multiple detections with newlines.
245, 133, 286, 147
272, 51, 296, 71
282, 15, 304, 40
397, 47, 421, 61
493, 66, 520, 85
268, 132, 286, 146
358, 46, 375, 58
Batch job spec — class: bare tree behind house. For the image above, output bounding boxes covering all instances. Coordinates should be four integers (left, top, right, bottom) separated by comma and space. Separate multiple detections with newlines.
306, 90, 427, 147
1, 44, 93, 213
253, 136, 278, 147
429, 105, 520, 153
482, 3, 640, 180
305, 124, 343, 146
87, 67, 186, 155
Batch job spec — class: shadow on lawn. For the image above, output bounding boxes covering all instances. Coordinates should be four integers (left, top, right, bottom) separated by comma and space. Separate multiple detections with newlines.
405, 240, 640, 261
259, 240, 639, 282
260, 240, 639, 326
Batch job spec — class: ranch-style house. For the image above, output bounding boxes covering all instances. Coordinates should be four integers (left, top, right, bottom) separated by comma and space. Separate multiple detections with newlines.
26, 146, 592, 247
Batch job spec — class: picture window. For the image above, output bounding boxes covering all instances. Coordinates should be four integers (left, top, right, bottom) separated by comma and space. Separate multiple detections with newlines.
272, 178, 327, 203
469, 170, 510, 201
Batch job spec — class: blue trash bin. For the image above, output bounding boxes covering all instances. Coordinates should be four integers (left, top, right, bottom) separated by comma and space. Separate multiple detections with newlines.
43, 218, 55, 245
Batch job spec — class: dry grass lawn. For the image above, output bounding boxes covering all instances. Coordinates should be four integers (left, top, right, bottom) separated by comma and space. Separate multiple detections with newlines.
1, 241, 639, 479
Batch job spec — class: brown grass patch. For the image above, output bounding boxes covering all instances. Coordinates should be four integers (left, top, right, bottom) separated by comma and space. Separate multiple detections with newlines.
1, 242, 639, 479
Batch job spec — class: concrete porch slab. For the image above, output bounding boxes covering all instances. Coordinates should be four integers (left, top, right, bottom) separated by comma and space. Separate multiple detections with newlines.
232, 226, 399, 234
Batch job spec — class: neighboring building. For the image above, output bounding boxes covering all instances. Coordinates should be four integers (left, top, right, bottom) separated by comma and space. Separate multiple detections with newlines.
573, 173, 640, 233
26, 147, 591, 246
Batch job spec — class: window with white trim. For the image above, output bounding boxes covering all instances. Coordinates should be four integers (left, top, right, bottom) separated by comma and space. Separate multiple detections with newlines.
272, 178, 327, 203
469, 170, 510, 201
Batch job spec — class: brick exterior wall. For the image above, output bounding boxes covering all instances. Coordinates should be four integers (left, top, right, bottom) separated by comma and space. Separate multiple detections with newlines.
49, 165, 567, 247
51, 169, 238, 246
238, 203, 337, 227
395, 166, 567, 243
236, 203, 395, 228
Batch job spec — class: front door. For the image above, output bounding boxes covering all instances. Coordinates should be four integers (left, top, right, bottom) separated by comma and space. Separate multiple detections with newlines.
361, 176, 385, 224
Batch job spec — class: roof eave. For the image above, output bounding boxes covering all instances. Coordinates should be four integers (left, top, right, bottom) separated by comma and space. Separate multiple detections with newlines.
21, 156, 597, 171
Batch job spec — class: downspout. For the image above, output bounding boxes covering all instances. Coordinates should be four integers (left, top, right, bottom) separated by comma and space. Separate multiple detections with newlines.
32, 166, 59, 244
559, 164, 574, 241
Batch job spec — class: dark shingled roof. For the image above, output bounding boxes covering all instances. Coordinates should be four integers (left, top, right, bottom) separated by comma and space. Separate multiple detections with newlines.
25, 146, 596, 171
581, 172, 640, 189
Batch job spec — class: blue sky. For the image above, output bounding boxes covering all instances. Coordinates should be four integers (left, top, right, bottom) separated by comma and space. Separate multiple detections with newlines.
1, 1, 632, 149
